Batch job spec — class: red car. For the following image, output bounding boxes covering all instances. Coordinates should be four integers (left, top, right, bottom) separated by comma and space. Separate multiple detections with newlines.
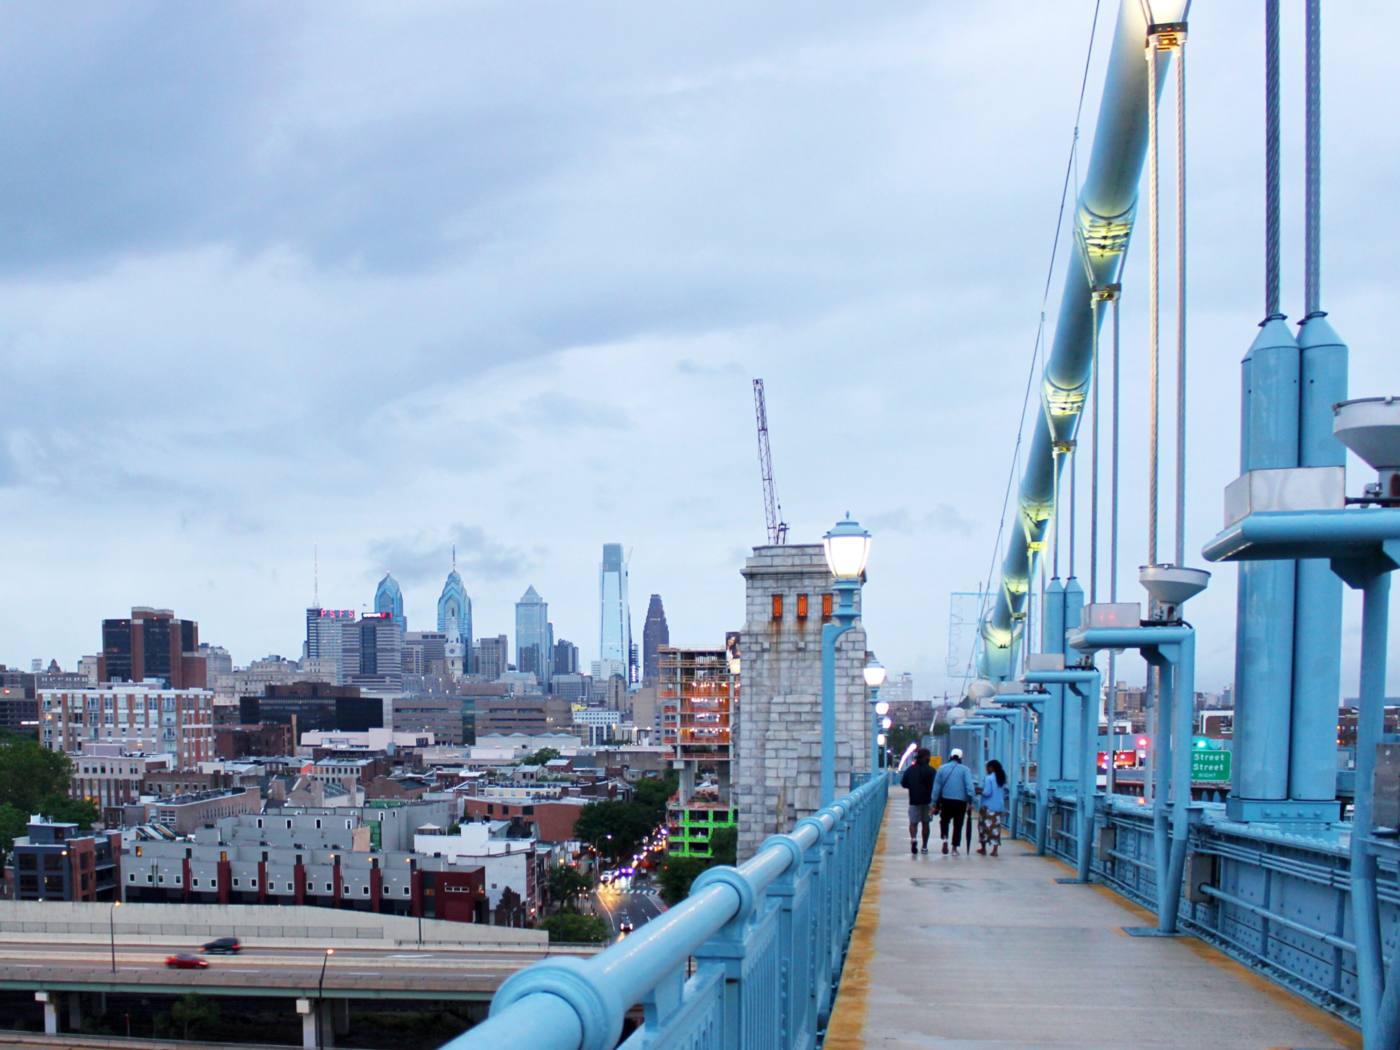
165, 954, 209, 970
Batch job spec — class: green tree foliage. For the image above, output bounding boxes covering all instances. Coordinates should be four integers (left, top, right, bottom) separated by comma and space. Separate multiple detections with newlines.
170, 994, 220, 1040
540, 912, 611, 944
522, 747, 562, 767
707, 826, 737, 867
574, 801, 655, 863
546, 863, 592, 913
887, 722, 924, 758
0, 735, 97, 867
657, 856, 712, 906
630, 772, 678, 824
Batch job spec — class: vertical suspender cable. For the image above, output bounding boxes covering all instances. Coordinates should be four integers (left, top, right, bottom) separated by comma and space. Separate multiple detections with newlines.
1174, 33, 1188, 566
1069, 448, 1077, 579
1106, 292, 1121, 795
1089, 299, 1101, 603
1265, 0, 1281, 319
1304, 0, 1320, 315
1146, 38, 1161, 566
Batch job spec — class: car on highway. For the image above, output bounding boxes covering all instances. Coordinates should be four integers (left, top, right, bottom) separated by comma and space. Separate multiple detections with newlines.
202, 937, 241, 954
617, 919, 634, 934
166, 953, 209, 970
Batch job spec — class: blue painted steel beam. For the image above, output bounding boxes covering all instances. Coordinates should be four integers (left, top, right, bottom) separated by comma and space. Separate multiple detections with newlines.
1025, 668, 1101, 882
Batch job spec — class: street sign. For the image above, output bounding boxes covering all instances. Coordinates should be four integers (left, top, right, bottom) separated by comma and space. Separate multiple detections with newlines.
1191, 748, 1231, 783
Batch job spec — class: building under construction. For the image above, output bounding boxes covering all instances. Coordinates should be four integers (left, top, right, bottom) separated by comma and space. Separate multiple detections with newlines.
657, 646, 736, 858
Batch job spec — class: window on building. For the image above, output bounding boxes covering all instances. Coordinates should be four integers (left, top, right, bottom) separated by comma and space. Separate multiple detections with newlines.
362, 885, 370, 896
822, 593, 834, 621
771, 594, 783, 620
403, 886, 411, 896
232, 878, 239, 887
796, 594, 809, 620
326, 883, 333, 892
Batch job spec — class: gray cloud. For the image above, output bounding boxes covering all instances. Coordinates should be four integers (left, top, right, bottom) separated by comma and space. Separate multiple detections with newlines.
868, 505, 977, 538
368, 525, 535, 588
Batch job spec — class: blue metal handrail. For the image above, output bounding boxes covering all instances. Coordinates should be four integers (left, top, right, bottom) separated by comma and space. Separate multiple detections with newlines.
441, 773, 888, 1050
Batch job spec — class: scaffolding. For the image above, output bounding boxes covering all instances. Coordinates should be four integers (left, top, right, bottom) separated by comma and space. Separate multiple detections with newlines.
658, 646, 736, 858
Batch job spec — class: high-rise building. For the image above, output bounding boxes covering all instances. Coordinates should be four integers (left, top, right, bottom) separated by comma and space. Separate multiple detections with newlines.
97, 608, 206, 688
642, 595, 669, 686
552, 638, 580, 677
41, 682, 215, 767
374, 573, 406, 636
659, 646, 736, 859
436, 564, 473, 670
474, 635, 510, 680
403, 631, 448, 677
304, 608, 359, 683
599, 543, 631, 673
352, 612, 403, 690
515, 586, 550, 688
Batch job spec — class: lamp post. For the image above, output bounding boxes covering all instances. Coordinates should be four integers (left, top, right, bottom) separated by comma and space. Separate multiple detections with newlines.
317, 948, 335, 1050
821, 515, 872, 806
109, 900, 121, 973
864, 658, 887, 775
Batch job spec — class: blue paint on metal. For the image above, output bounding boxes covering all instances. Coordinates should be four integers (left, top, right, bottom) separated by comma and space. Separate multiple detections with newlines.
440, 775, 887, 1050
821, 578, 861, 807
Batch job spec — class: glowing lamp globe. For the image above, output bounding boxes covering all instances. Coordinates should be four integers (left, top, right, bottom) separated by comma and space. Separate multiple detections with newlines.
823, 515, 872, 581
876, 733, 887, 746
863, 660, 887, 689
874, 700, 890, 716
881, 716, 893, 730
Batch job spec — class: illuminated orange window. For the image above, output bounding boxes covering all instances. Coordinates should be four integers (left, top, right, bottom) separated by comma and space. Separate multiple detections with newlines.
821, 593, 834, 621
771, 594, 783, 620
796, 594, 809, 620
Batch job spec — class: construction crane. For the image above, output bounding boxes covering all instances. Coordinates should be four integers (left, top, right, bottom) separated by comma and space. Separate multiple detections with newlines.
752, 378, 788, 544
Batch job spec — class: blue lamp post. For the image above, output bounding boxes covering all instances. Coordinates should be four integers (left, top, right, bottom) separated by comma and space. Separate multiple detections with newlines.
821, 515, 872, 806
864, 658, 887, 775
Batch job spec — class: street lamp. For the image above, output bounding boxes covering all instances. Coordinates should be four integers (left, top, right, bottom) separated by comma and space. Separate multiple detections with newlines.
822, 515, 871, 805
109, 900, 122, 973
317, 948, 335, 1050
864, 657, 887, 774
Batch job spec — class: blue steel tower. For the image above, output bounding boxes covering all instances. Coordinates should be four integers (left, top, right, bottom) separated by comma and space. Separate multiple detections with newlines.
374, 573, 405, 637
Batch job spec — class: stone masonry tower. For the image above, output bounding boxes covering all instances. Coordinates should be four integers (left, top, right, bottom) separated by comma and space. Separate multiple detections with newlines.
734, 544, 868, 860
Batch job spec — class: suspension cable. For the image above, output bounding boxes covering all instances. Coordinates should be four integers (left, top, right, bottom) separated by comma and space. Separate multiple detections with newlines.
1146, 37, 1161, 566
1174, 28, 1188, 566
1265, 0, 1282, 319
959, 0, 1105, 693
1304, 0, 1321, 316
1089, 297, 1101, 603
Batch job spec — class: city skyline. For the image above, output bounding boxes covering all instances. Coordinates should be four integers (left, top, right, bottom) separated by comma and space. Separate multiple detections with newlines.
0, 6, 1396, 699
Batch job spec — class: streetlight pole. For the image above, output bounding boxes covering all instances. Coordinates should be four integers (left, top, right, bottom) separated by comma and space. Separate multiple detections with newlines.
821, 515, 872, 806
317, 948, 334, 1050
864, 658, 888, 776
109, 900, 121, 973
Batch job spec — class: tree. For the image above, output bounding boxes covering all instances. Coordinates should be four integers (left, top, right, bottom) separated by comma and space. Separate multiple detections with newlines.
540, 912, 611, 944
169, 994, 220, 1040
522, 747, 561, 767
631, 773, 678, 825
573, 801, 654, 863
0, 736, 97, 868
707, 826, 737, 867
657, 856, 711, 906
546, 863, 592, 913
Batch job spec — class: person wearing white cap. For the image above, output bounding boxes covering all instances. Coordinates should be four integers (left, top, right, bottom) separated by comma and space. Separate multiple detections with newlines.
931, 747, 976, 855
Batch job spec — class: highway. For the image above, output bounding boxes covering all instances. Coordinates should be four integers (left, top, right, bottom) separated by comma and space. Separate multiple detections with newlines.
0, 937, 595, 1001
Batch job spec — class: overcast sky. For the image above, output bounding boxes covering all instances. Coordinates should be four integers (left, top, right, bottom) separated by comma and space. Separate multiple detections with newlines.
1, 3, 1396, 698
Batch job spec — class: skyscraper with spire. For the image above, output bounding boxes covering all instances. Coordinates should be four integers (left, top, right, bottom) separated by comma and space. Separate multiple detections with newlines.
642, 594, 669, 686
374, 573, 405, 638
437, 549, 472, 675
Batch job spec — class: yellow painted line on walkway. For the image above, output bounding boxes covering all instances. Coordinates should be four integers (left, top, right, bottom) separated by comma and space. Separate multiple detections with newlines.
823, 801, 890, 1050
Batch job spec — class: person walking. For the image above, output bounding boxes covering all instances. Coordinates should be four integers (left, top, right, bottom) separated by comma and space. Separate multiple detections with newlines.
932, 747, 976, 855
977, 759, 1008, 856
900, 747, 936, 855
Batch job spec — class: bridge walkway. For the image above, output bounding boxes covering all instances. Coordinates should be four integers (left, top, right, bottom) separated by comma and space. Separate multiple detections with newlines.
825, 789, 1360, 1050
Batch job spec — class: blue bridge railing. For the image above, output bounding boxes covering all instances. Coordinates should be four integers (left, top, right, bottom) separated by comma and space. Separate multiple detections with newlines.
442, 773, 888, 1050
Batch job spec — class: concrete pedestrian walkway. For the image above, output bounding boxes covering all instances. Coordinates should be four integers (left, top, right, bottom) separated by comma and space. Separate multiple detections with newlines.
825, 789, 1359, 1049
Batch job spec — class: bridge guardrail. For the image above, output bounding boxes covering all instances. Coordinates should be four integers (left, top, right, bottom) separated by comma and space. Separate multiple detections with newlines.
441, 773, 888, 1050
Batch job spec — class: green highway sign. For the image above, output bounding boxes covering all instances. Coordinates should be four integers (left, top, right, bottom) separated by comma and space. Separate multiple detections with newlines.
1191, 748, 1232, 783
